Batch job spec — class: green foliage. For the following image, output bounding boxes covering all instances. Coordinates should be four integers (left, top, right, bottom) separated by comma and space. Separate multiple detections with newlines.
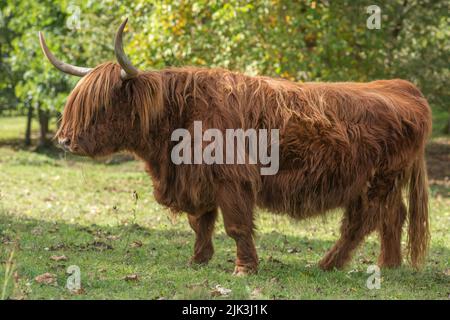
3, 0, 115, 113
0, 1, 448, 117
124, 0, 449, 105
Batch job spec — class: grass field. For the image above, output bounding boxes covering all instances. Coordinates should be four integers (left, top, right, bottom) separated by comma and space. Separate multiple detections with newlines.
0, 115, 449, 300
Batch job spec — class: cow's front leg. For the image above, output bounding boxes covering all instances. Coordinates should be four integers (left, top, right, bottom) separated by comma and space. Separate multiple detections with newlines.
187, 209, 218, 265
218, 186, 258, 276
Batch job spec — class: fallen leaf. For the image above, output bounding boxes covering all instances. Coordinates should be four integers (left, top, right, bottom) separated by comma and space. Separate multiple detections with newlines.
130, 240, 143, 248
13, 271, 20, 285
35, 273, 57, 285
124, 274, 139, 282
31, 227, 43, 236
270, 277, 279, 284
210, 284, 232, 297
1, 236, 13, 244
250, 287, 263, 298
443, 269, 450, 276
50, 255, 68, 262
69, 288, 85, 295
49, 243, 66, 251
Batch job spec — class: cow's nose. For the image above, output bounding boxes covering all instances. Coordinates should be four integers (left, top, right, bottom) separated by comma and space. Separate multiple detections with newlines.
59, 138, 71, 150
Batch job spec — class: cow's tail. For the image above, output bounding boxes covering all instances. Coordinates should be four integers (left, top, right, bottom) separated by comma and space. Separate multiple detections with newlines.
406, 152, 430, 268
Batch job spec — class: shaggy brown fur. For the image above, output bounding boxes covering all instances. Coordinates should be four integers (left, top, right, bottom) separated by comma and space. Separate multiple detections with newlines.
57, 62, 431, 274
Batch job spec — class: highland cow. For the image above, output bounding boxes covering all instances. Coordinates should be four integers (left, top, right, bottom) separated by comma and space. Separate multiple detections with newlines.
39, 19, 431, 275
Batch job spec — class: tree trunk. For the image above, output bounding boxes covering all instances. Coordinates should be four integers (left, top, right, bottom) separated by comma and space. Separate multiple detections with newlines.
24, 102, 33, 146
37, 103, 51, 148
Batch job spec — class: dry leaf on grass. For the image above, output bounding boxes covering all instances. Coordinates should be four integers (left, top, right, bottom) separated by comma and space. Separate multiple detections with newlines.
31, 227, 43, 236
124, 274, 139, 282
250, 287, 263, 299
210, 284, 232, 297
50, 255, 67, 262
69, 288, 86, 295
13, 271, 20, 283
270, 277, 279, 284
49, 243, 66, 251
130, 240, 143, 248
35, 273, 57, 285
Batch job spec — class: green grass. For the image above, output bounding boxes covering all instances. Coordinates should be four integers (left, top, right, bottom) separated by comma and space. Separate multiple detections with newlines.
0, 116, 57, 142
0, 116, 449, 300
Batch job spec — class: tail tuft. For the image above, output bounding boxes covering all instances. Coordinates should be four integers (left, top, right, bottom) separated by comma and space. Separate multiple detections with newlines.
407, 154, 430, 268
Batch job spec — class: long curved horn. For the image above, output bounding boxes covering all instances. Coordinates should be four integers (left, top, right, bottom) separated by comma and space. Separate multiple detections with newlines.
38, 32, 92, 77
114, 18, 140, 80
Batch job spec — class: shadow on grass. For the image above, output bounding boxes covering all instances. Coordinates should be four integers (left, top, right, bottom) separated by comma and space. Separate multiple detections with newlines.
0, 137, 136, 165
1, 212, 448, 299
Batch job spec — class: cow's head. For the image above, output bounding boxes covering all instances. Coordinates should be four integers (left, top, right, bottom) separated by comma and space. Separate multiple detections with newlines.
39, 19, 162, 157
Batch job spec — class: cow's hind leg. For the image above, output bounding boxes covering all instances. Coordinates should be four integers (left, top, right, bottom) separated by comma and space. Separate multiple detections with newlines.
188, 209, 218, 264
218, 185, 258, 276
319, 197, 377, 270
378, 194, 407, 268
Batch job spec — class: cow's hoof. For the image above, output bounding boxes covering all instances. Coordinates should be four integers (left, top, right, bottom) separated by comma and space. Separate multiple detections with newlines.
233, 265, 257, 276
188, 256, 211, 266
188, 250, 214, 266
318, 257, 346, 271
318, 257, 338, 271
318, 262, 334, 271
